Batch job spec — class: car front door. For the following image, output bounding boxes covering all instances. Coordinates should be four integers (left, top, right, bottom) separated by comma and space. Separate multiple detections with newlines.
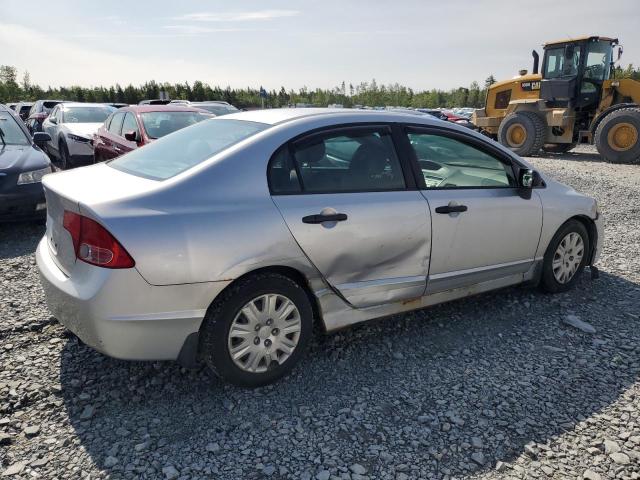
269, 125, 432, 308
404, 127, 543, 293
118, 112, 140, 155
102, 112, 125, 160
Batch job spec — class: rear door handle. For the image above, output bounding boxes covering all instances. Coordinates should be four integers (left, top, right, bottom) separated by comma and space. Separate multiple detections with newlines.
435, 205, 468, 214
302, 213, 348, 224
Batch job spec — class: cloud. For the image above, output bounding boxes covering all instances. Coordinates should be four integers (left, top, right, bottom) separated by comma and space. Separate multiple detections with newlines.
0, 23, 231, 87
174, 10, 300, 22
161, 25, 261, 35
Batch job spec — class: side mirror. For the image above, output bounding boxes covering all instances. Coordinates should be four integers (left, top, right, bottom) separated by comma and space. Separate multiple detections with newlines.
49, 117, 57, 125
517, 168, 539, 199
32, 132, 51, 146
617, 46, 623, 61
124, 130, 138, 142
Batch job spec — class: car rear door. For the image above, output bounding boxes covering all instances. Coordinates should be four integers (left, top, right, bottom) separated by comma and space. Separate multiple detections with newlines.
269, 125, 432, 308
403, 126, 543, 293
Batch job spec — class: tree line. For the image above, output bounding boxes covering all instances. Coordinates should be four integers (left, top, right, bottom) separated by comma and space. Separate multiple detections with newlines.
1, 65, 639, 110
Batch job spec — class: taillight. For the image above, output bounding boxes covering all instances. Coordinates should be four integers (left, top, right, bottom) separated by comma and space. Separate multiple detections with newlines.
62, 211, 135, 269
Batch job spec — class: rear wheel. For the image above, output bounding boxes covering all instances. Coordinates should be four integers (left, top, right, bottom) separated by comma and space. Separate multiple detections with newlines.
594, 107, 640, 164
540, 220, 590, 293
498, 111, 546, 156
199, 273, 313, 387
543, 142, 577, 154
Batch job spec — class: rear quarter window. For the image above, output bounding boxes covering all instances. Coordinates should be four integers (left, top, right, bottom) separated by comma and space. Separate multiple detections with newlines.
109, 118, 269, 180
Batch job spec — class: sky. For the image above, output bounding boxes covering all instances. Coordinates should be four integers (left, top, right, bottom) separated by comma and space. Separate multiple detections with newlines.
1, 0, 639, 91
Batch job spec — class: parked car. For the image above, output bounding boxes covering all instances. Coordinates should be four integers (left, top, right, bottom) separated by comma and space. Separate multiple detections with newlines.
92, 105, 211, 162
0, 104, 53, 221
42, 103, 114, 169
169, 100, 240, 116
26, 100, 64, 133
416, 108, 449, 121
105, 103, 129, 109
442, 110, 476, 130
15, 101, 34, 122
36, 108, 603, 387
139, 99, 171, 105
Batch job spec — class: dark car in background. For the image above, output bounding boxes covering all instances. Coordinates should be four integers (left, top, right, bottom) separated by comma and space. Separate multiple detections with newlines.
14, 101, 34, 121
93, 105, 211, 162
26, 100, 64, 133
0, 104, 53, 221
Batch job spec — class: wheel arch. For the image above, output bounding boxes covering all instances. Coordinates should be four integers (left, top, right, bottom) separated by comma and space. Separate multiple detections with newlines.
567, 214, 598, 265
591, 102, 639, 135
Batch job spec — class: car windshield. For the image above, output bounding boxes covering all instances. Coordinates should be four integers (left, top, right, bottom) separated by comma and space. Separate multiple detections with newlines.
109, 119, 269, 180
140, 111, 211, 139
196, 104, 240, 116
0, 112, 30, 146
63, 106, 113, 123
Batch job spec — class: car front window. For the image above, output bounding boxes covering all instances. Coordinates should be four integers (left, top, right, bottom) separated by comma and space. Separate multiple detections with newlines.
109, 119, 269, 180
140, 111, 211, 139
63, 107, 114, 123
0, 112, 30, 146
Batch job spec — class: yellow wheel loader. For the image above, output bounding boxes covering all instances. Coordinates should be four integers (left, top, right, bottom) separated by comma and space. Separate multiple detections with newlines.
472, 36, 640, 164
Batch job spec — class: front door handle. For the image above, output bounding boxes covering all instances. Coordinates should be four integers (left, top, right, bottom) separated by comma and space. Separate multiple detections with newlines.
435, 205, 468, 214
302, 213, 348, 224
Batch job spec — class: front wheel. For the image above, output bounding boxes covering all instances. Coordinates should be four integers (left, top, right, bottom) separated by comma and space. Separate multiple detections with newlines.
199, 273, 313, 387
540, 220, 590, 293
498, 111, 546, 156
57, 141, 70, 170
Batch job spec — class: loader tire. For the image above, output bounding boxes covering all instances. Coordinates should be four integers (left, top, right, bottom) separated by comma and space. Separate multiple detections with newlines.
498, 111, 546, 157
594, 107, 640, 164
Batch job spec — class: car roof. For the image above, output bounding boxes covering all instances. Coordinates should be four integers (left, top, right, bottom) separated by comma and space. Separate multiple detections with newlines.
121, 105, 209, 113
221, 107, 445, 126
61, 102, 113, 108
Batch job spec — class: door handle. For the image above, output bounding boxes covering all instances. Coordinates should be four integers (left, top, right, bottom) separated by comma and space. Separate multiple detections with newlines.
302, 213, 348, 224
435, 205, 468, 214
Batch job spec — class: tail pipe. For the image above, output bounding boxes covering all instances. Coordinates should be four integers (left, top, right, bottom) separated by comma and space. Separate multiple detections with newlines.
532, 50, 539, 75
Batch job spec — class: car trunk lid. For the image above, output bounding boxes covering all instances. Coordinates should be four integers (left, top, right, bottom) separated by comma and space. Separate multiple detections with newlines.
42, 163, 159, 276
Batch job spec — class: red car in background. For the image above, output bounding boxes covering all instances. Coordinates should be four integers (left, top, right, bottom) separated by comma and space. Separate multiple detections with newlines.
92, 105, 212, 162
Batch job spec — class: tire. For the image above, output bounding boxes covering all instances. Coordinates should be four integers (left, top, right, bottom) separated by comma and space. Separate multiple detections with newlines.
199, 273, 313, 387
540, 219, 590, 293
594, 107, 640, 164
498, 111, 546, 156
57, 140, 69, 170
542, 142, 577, 154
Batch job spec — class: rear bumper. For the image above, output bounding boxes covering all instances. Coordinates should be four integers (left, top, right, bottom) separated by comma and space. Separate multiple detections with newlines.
36, 237, 231, 361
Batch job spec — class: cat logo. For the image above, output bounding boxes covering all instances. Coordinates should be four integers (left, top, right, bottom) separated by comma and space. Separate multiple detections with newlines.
521, 81, 541, 92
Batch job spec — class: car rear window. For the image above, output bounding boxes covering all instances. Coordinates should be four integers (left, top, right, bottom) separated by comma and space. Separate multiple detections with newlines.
109, 118, 269, 180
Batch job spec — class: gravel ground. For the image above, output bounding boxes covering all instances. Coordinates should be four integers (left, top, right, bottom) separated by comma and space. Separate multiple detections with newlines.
1, 146, 639, 480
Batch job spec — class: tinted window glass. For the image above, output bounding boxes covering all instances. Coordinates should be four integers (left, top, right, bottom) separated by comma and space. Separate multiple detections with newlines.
121, 113, 139, 137
0, 112, 30, 145
268, 146, 301, 194
109, 119, 268, 180
407, 132, 513, 188
289, 129, 405, 193
544, 45, 582, 79
108, 112, 125, 135
140, 111, 210, 139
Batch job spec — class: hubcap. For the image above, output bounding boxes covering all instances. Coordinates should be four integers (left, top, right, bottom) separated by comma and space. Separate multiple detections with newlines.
608, 122, 638, 152
506, 124, 527, 147
552, 232, 584, 284
227, 294, 301, 373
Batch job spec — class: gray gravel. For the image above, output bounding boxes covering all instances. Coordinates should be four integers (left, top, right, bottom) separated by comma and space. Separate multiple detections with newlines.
1, 146, 639, 479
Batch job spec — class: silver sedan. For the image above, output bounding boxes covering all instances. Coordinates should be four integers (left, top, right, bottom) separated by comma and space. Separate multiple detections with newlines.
36, 109, 603, 386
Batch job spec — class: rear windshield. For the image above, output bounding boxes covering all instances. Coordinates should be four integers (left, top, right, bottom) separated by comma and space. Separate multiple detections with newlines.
0, 112, 30, 145
109, 119, 269, 180
63, 106, 114, 123
140, 111, 210, 139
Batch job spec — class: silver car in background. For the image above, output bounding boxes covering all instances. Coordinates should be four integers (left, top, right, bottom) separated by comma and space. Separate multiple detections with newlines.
36, 109, 603, 386
42, 102, 114, 169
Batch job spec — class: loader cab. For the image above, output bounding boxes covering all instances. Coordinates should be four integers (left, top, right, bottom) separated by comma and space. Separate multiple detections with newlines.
541, 36, 616, 110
